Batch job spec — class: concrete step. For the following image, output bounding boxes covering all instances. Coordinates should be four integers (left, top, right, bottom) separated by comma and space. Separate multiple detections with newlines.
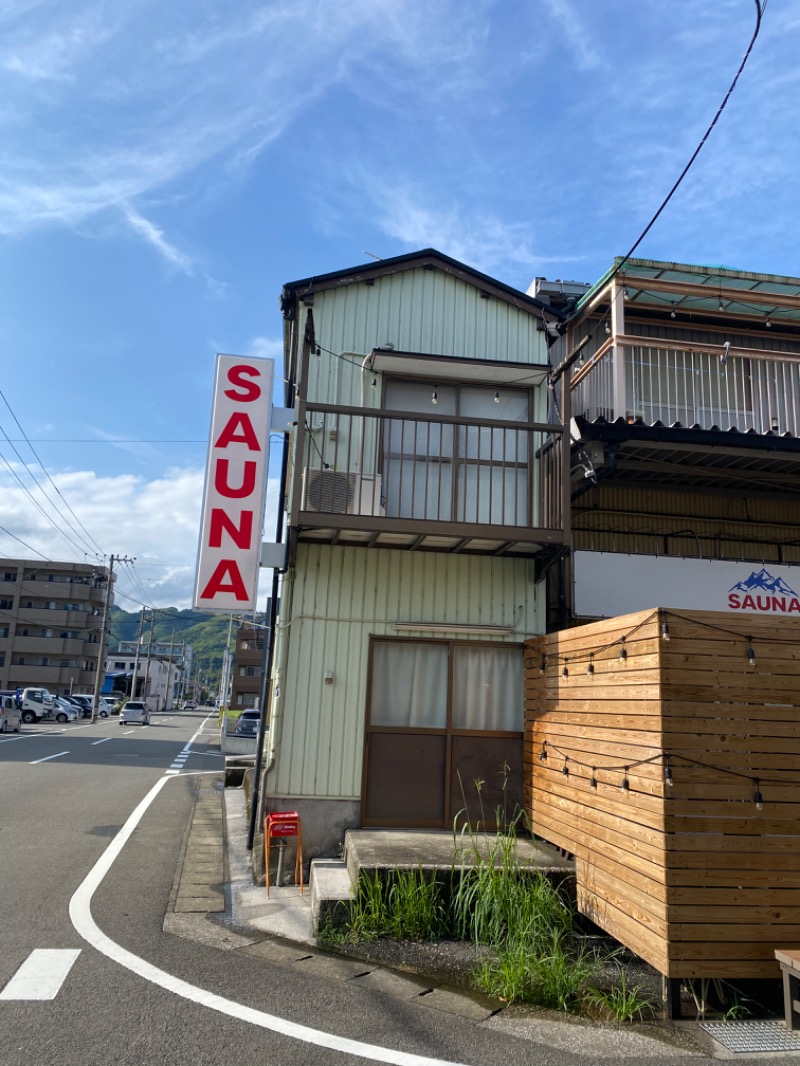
310, 858, 353, 931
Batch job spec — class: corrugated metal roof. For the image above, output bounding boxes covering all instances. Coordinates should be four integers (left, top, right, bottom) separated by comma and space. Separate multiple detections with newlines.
577, 257, 800, 326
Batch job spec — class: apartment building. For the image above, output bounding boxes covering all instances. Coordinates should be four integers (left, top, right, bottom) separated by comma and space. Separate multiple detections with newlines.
0, 558, 111, 694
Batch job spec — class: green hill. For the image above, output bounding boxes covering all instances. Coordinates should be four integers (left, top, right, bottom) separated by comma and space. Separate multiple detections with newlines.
109, 606, 268, 690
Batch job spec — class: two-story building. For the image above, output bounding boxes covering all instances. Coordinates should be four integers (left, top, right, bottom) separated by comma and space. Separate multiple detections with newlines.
547, 257, 800, 625
262, 249, 569, 856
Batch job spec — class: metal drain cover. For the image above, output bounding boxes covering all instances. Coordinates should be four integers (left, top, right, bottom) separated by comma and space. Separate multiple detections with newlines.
700, 1020, 800, 1053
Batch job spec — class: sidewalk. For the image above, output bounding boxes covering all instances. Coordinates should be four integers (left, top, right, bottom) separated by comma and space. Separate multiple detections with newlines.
165, 777, 792, 1060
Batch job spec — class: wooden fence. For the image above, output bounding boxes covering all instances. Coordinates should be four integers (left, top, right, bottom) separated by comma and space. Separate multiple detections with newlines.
525, 608, 800, 980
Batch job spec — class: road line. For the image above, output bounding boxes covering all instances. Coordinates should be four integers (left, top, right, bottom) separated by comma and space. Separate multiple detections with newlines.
92, 738, 111, 746
122, 730, 136, 735
30, 751, 69, 764
69, 724, 465, 1066
0, 949, 81, 1000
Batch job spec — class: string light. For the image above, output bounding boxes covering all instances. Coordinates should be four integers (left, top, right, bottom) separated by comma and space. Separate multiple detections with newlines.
371, 376, 377, 389
663, 754, 673, 788
718, 297, 725, 311
539, 741, 548, 762
753, 779, 763, 810
539, 654, 547, 674
590, 768, 598, 789
604, 321, 611, 335
746, 640, 756, 667
431, 387, 438, 405
562, 756, 570, 778
661, 619, 670, 641
562, 659, 569, 679
494, 390, 501, 404
587, 654, 594, 676
670, 304, 676, 319
765, 314, 771, 329
620, 768, 630, 793
618, 637, 627, 661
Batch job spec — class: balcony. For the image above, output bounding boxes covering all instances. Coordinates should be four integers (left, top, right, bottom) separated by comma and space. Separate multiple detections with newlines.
290, 404, 568, 555
568, 337, 800, 497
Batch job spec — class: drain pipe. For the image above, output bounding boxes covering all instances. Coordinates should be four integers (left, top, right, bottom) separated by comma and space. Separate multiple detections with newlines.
246, 324, 296, 853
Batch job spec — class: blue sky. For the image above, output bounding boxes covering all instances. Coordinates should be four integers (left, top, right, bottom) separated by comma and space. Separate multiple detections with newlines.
0, 0, 795, 609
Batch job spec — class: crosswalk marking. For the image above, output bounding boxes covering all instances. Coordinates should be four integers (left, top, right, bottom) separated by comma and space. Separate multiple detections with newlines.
0, 949, 81, 1000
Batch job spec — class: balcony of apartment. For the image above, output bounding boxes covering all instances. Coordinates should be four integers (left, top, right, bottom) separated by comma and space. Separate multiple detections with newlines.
289, 403, 567, 557
566, 266, 800, 499
12, 637, 87, 656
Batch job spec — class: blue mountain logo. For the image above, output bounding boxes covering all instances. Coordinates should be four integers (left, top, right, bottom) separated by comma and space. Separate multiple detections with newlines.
729, 567, 798, 597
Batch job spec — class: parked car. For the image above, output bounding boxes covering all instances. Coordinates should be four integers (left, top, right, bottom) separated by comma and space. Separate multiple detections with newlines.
119, 701, 150, 726
232, 710, 261, 737
184, 700, 197, 710
0, 693, 21, 733
52, 697, 79, 724
60, 695, 89, 718
18, 687, 56, 724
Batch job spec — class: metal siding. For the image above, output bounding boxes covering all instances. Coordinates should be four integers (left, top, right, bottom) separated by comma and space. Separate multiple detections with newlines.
271, 544, 542, 799
573, 485, 800, 562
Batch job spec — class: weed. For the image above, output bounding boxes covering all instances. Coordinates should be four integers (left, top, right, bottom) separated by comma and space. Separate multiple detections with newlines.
584, 967, 657, 1022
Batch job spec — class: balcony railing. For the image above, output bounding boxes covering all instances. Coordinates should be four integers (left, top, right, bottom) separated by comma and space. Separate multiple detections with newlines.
571, 336, 800, 436
291, 403, 567, 546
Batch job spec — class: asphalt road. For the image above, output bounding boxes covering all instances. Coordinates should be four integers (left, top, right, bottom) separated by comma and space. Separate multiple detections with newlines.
0, 709, 737, 1066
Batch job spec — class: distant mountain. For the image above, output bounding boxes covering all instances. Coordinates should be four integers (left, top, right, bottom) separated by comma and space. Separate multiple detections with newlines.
109, 606, 268, 687
729, 567, 798, 596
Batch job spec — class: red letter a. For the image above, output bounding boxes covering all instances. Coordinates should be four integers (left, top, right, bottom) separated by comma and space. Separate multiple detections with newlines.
200, 560, 250, 601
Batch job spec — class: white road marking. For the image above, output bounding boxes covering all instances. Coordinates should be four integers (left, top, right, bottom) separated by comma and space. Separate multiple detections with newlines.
92, 738, 111, 746
69, 718, 464, 1066
30, 751, 69, 764
122, 730, 136, 735
0, 949, 81, 1000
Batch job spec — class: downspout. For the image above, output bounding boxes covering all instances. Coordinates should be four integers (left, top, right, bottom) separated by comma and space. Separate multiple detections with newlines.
245, 314, 297, 852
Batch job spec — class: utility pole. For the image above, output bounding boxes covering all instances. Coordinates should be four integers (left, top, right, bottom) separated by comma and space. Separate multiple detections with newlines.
143, 616, 155, 711
91, 555, 133, 723
131, 608, 145, 700
166, 628, 176, 709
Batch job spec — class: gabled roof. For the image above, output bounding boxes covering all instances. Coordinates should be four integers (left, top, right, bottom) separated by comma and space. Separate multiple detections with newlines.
281, 248, 564, 320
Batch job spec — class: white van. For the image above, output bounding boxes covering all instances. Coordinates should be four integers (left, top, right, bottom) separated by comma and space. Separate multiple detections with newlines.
0, 694, 21, 733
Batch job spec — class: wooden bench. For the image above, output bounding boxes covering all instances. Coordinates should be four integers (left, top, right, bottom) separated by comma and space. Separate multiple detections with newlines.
775, 949, 800, 1030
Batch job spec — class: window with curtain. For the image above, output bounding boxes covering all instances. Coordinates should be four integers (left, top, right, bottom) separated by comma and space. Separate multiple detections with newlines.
369, 640, 522, 733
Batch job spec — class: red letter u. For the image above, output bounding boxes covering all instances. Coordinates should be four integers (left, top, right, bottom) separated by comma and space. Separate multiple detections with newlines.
214, 459, 257, 498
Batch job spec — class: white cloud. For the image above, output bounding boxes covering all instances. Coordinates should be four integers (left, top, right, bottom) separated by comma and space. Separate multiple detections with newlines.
120, 203, 192, 272
0, 463, 282, 609
541, 0, 607, 72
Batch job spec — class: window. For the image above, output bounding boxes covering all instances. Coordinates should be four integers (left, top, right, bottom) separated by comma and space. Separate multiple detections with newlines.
370, 640, 522, 732
3, 572, 17, 582
383, 381, 530, 527
239, 666, 260, 677
60, 659, 78, 667
0, 626, 8, 638
0, 654, 4, 667
41, 628, 54, 638
241, 693, 259, 708
114, 661, 126, 669
0, 600, 13, 610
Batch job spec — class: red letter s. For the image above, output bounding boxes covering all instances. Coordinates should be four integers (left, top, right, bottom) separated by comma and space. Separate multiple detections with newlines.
224, 364, 261, 402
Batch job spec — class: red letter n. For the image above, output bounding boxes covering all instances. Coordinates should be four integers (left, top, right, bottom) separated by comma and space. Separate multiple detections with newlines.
209, 509, 254, 550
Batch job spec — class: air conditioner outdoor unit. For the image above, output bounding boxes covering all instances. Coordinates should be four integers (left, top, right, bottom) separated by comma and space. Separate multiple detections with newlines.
302, 470, 384, 516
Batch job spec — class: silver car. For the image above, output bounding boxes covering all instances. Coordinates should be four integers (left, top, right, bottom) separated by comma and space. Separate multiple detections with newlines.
119, 701, 150, 726
51, 697, 79, 724
0, 694, 21, 733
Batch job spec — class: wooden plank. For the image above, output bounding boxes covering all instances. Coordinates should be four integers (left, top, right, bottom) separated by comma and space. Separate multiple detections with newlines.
666, 905, 800, 924
667, 887, 800, 907
577, 889, 669, 973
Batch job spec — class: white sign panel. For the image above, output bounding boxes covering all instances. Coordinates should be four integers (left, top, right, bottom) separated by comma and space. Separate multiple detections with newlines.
194, 354, 274, 612
574, 552, 800, 620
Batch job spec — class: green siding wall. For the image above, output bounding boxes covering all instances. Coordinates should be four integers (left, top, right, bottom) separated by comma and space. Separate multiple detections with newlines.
267, 544, 543, 800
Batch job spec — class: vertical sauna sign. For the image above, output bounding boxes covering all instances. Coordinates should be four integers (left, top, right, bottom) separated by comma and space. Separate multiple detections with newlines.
194, 354, 274, 612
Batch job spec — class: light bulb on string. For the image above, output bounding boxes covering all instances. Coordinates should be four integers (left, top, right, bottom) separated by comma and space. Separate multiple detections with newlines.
663, 755, 673, 788
590, 768, 598, 789
539, 655, 547, 674
562, 756, 570, 778
661, 619, 670, 641
753, 778, 763, 811
431, 387, 438, 405
765, 314, 772, 329
371, 376, 377, 389
619, 638, 627, 661
620, 768, 630, 793
587, 655, 594, 676
539, 742, 548, 762
670, 304, 676, 319
604, 321, 611, 335
562, 659, 569, 679
494, 390, 501, 404
746, 640, 756, 668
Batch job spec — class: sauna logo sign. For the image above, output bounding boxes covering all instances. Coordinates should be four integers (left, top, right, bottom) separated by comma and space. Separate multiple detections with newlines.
728, 568, 800, 614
